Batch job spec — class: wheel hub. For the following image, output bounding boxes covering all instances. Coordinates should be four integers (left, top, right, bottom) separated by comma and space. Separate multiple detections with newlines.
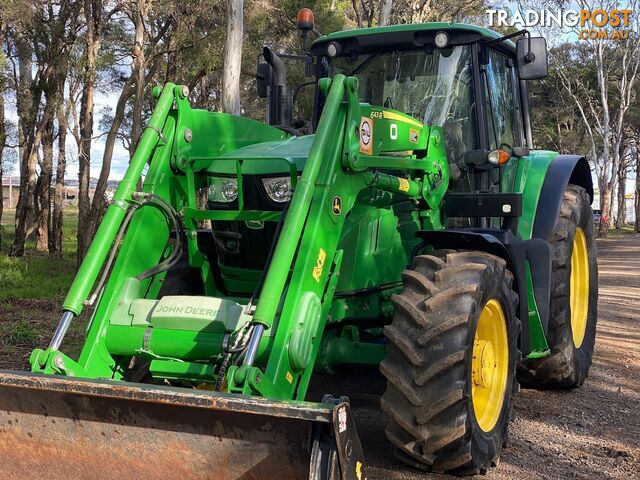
570, 227, 590, 348
471, 299, 509, 433
472, 339, 495, 389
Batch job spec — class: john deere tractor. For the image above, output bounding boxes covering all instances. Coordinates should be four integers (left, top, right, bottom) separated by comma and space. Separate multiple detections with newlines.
0, 17, 597, 479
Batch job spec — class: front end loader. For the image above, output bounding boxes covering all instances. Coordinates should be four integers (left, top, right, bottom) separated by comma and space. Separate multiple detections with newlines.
0, 20, 598, 479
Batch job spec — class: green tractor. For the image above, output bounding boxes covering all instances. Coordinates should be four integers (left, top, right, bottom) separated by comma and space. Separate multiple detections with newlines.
0, 17, 597, 479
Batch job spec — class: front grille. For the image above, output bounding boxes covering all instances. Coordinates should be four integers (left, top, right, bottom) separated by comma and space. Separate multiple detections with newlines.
200, 175, 285, 271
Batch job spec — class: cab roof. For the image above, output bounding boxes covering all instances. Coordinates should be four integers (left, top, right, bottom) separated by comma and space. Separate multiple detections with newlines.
312, 22, 515, 56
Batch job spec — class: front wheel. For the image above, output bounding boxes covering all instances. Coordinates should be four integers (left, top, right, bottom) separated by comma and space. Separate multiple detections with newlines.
519, 184, 598, 388
380, 251, 520, 475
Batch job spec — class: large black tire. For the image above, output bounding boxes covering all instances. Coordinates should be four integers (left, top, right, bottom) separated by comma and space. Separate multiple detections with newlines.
380, 251, 520, 475
518, 184, 598, 388
157, 260, 205, 297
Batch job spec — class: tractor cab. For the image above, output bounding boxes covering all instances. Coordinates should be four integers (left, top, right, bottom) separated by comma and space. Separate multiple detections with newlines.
259, 21, 548, 194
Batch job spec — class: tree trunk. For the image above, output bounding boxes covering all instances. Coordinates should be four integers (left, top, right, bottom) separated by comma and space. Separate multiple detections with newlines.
634, 150, 640, 233
130, 0, 148, 156
351, 0, 363, 27
165, 35, 177, 83
378, 0, 392, 26
51, 80, 68, 256
0, 75, 5, 251
10, 32, 38, 256
615, 165, 626, 229
87, 77, 136, 237
35, 94, 56, 252
595, 44, 612, 239
0, 98, 3, 251
77, 0, 102, 264
599, 185, 612, 237
221, 0, 243, 115
0, 20, 5, 251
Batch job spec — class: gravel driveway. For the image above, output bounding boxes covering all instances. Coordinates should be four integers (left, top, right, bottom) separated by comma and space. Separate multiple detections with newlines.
312, 234, 640, 479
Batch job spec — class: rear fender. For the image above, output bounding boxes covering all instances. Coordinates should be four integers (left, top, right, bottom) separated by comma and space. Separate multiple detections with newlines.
532, 155, 593, 239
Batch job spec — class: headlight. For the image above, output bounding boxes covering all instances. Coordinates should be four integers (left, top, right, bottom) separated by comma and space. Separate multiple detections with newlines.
262, 176, 294, 203
208, 177, 238, 203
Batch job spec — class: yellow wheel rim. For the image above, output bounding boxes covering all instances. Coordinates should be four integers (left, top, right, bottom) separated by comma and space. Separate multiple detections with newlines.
471, 299, 509, 433
570, 227, 589, 348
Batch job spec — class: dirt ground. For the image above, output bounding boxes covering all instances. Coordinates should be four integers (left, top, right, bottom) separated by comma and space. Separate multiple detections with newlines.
319, 234, 640, 479
1, 236, 639, 479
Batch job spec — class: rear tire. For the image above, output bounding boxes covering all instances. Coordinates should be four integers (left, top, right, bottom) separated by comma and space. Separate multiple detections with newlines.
380, 251, 520, 475
158, 261, 205, 297
518, 184, 598, 388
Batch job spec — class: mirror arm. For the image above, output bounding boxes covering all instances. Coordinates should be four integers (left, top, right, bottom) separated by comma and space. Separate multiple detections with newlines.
523, 31, 535, 63
484, 29, 529, 50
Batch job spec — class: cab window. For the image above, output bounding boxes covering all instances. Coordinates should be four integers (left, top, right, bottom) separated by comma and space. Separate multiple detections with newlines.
484, 50, 519, 151
329, 47, 477, 167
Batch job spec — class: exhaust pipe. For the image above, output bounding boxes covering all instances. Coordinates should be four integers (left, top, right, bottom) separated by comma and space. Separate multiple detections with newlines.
263, 46, 293, 128
263, 46, 286, 86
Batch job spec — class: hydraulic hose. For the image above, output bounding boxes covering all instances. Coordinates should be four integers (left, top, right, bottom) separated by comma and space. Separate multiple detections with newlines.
135, 194, 185, 281
86, 193, 184, 306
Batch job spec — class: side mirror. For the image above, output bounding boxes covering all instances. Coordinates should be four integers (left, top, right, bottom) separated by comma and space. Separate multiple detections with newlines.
256, 62, 273, 98
516, 37, 548, 80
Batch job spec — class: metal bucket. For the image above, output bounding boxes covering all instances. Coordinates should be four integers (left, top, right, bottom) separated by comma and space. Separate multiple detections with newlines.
0, 371, 365, 480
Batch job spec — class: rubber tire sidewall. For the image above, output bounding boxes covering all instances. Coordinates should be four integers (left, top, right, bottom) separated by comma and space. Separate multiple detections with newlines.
550, 185, 598, 386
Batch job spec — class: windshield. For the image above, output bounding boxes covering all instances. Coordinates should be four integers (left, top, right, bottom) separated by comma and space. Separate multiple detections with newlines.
329, 46, 477, 166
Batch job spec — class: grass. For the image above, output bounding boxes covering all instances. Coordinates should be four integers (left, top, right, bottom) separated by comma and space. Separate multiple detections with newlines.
0, 320, 38, 346
602, 224, 637, 238
0, 209, 78, 300
0, 209, 86, 369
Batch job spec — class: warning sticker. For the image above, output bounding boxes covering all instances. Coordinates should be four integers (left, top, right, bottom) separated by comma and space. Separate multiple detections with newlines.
359, 116, 373, 155
398, 178, 410, 192
338, 406, 348, 433
312, 248, 326, 282
409, 128, 419, 144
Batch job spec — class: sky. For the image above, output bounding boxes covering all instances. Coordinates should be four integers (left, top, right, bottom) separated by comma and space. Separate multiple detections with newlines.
4, 89, 131, 181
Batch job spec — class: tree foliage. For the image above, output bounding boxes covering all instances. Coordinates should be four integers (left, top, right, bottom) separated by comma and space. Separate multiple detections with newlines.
1, 0, 637, 262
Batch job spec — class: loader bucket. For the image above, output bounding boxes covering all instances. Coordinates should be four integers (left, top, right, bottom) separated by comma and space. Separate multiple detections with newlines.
0, 370, 365, 480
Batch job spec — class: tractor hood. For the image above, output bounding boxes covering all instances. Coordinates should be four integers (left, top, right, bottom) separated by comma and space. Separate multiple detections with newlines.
206, 134, 314, 175
205, 106, 427, 176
